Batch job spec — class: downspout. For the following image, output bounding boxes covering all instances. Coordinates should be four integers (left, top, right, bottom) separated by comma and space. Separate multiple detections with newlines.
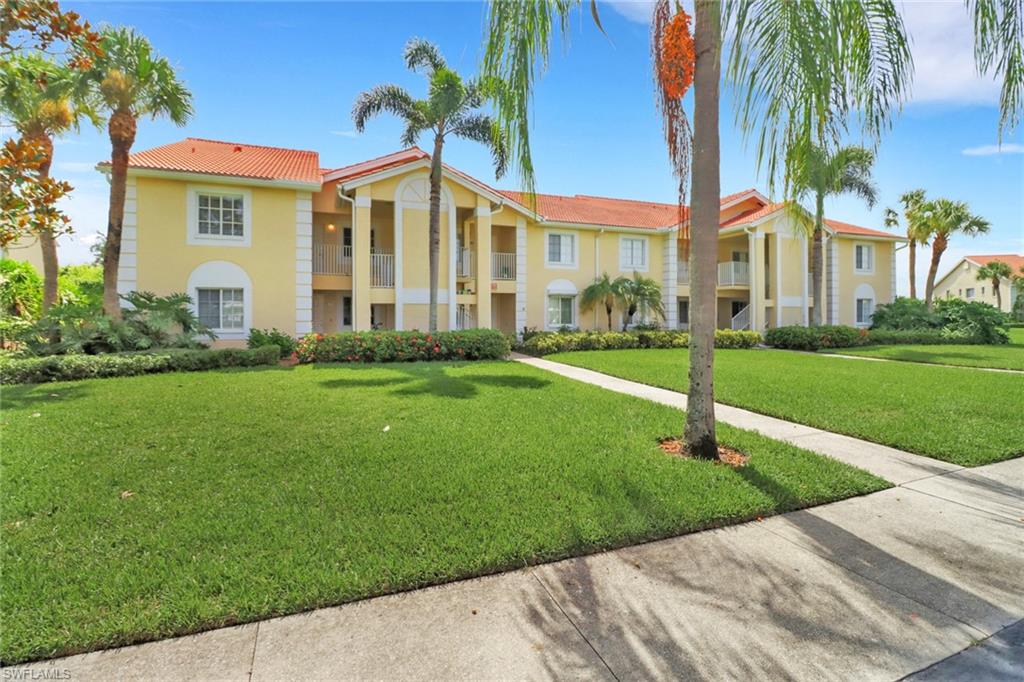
337, 188, 356, 324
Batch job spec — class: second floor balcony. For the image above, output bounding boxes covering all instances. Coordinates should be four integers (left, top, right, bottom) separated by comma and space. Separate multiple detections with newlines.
677, 260, 750, 287
313, 243, 394, 287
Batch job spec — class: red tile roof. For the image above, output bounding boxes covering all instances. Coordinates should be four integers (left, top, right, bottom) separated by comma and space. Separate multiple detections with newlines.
323, 147, 429, 184
498, 191, 685, 229
824, 218, 901, 239
965, 254, 1024, 271
719, 201, 788, 228
112, 138, 321, 185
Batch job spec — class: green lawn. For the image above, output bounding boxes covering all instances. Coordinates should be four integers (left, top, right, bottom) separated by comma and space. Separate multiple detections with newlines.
550, 349, 1024, 467
0, 362, 885, 664
820, 327, 1024, 370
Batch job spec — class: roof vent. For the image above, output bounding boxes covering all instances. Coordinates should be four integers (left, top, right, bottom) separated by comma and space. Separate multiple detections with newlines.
234, 145, 242, 152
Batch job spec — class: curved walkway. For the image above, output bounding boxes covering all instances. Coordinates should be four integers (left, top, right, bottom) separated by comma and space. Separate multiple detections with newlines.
514, 354, 961, 485
6, 357, 1022, 681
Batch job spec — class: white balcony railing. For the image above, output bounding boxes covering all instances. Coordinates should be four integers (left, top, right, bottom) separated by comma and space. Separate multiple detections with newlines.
677, 261, 690, 284
313, 243, 352, 276
718, 261, 750, 286
456, 304, 475, 330
492, 252, 516, 281
731, 304, 751, 331
371, 250, 394, 288
457, 248, 475, 278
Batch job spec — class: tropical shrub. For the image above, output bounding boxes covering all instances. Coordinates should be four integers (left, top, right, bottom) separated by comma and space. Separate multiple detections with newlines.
58, 264, 103, 309
248, 328, 296, 356
0, 345, 280, 384
866, 329, 986, 345
763, 325, 870, 351
519, 329, 760, 355
933, 299, 1009, 344
870, 297, 939, 330
295, 329, 510, 364
0, 258, 42, 320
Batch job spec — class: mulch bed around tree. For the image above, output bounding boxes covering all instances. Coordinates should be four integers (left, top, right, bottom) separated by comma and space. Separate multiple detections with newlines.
657, 437, 750, 467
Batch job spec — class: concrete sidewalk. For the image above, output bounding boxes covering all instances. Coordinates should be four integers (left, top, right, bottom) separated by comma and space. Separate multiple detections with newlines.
11, 457, 1021, 681
9, 358, 1022, 680
513, 354, 964, 485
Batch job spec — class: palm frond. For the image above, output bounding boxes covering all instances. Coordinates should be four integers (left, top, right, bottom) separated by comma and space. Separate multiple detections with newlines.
448, 112, 508, 179
970, 0, 1024, 136
404, 37, 447, 74
482, 0, 579, 197
351, 84, 418, 132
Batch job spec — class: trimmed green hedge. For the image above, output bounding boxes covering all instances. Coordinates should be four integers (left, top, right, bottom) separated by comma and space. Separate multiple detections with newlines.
0, 346, 281, 385
520, 329, 762, 356
764, 325, 999, 351
295, 329, 511, 363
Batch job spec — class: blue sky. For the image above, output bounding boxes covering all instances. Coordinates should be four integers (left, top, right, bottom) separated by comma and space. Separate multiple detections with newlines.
40, 1, 1024, 293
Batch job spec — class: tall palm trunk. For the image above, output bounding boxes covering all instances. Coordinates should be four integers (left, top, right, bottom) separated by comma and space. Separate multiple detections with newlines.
684, 0, 721, 460
605, 301, 613, 330
102, 108, 137, 320
907, 237, 917, 299
427, 134, 444, 332
924, 232, 947, 310
993, 279, 1002, 309
811, 191, 824, 325
27, 133, 60, 314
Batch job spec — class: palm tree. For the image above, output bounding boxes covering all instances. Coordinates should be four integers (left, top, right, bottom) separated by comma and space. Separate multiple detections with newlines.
883, 189, 928, 299
0, 53, 91, 313
617, 273, 665, 331
976, 260, 1013, 309
483, 0, 910, 459
580, 273, 625, 330
84, 27, 193, 319
971, 0, 1023, 137
920, 199, 991, 308
352, 38, 508, 332
790, 143, 877, 325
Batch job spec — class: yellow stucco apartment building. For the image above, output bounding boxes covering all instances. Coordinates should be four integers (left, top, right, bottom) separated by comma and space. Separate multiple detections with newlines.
9, 138, 907, 342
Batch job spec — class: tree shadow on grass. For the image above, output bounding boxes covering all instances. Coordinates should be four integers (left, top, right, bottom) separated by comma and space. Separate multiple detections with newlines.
317, 364, 550, 400
0, 382, 94, 411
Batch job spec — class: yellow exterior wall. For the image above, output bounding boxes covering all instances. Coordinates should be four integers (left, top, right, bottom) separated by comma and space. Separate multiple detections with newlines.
3, 236, 45, 273
133, 176, 299, 344
834, 237, 894, 325
935, 259, 1015, 312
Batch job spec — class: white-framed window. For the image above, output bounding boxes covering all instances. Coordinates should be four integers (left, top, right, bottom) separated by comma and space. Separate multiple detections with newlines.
678, 299, 689, 326
547, 294, 576, 328
545, 231, 577, 269
965, 287, 976, 298
187, 185, 253, 247
854, 243, 874, 274
620, 236, 648, 271
187, 260, 253, 340
855, 298, 874, 327
197, 288, 244, 330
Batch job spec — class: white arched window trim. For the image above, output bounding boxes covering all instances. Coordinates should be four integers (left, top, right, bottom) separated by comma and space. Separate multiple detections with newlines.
187, 260, 253, 340
545, 278, 578, 330
854, 282, 876, 328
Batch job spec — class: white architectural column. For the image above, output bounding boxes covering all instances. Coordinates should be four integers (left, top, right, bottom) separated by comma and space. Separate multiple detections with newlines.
801, 234, 809, 326
116, 177, 138, 297
515, 217, 527, 336
746, 229, 759, 331
890, 245, 897, 303
295, 191, 313, 336
827, 238, 839, 324
775, 232, 783, 327
662, 230, 678, 329
448, 195, 457, 331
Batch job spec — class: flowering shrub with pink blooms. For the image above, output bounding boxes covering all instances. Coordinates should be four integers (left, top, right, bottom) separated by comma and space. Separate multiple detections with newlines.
295, 329, 510, 364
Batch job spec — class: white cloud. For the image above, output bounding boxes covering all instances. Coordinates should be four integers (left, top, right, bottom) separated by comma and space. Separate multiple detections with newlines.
962, 143, 1024, 156
605, 0, 1000, 106
329, 130, 359, 138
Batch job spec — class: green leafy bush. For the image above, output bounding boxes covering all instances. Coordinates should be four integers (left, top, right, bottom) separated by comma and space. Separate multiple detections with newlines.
58, 264, 103, 309
0, 345, 280, 384
866, 329, 984, 345
764, 325, 870, 351
870, 297, 940, 330
295, 329, 511, 363
248, 328, 297, 356
0, 258, 42, 320
933, 299, 1009, 344
519, 329, 761, 355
